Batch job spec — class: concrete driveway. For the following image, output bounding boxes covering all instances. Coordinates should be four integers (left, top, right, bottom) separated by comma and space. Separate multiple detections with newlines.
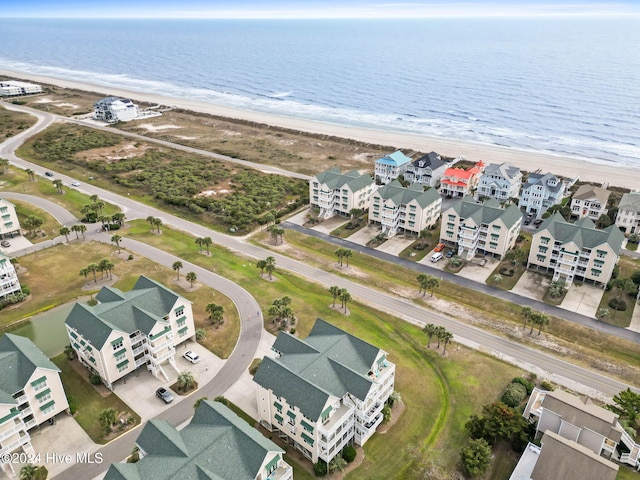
457, 257, 499, 283
346, 224, 379, 246
111, 342, 225, 421
0, 234, 33, 255
312, 215, 349, 234
560, 283, 605, 318
512, 271, 550, 301
375, 235, 415, 255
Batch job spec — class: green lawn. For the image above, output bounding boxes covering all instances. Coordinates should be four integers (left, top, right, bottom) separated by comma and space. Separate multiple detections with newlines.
52, 354, 140, 444
12, 199, 61, 244
597, 256, 638, 328
486, 261, 527, 290
617, 465, 640, 480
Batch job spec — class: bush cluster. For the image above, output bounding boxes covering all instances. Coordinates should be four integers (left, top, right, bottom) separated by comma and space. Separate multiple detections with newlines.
511, 377, 535, 395
501, 382, 528, 408
342, 445, 357, 463
608, 298, 627, 311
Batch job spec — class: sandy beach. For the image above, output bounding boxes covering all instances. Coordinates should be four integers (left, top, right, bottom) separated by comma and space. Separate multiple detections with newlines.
2, 68, 639, 190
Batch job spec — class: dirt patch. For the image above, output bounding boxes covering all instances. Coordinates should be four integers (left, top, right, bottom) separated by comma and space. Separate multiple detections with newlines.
69, 358, 112, 398
76, 142, 150, 163
80, 274, 119, 291
172, 277, 201, 292
138, 123, 183, 132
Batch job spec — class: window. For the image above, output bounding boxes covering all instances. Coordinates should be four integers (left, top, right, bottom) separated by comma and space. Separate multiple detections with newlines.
265, 456, 280, 476
596, 250, 607, 259
540, 237, 550, 245
274, 401, 283, 413
114, 349, 127, 362
275, 413, 283, 425
0, 207, 7, 213
301, 419, 314, 433
287, 411, 296, 425
492, 225, 501, 232
40, 400, 56, 415
111, 337, 124, 351
321, 406, 332, 425
489, 242, 498, 249
36, 390, 51, 404
178, 326, 189, 337
591, 269, 602, 277
410, 205, 416, 212
446, 231, 454, 238
117, 360, 129, 372
537, 255, 546, 262
447, 222, 455, 229
539, 246, 548, 253
302, 432, 314, 446
31, 376, 47, 392
491, 234, 499, 241
176, 317, 186, 327
174, 307, 185, 317
448, 214, 455, 221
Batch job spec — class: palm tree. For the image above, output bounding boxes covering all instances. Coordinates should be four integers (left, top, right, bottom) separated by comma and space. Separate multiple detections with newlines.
64, 344, 76, 361
79, 267, 89, 282
329, 285, 340, 307
195, 237, 204, 253
426, 276, 440, 297
172, 261, 183, 280
25, 168, 35, 181
98, 215, 110, 230
533, 313, 550, 335
177, 371, 195, 392
186, 271, 197, 287
60, 226, 70, 242
152, 217, 163, 233
442, 331, 454, 354
77, 224, 87, 239
206, 303, 224, 325
0, 158, 8, 174
99, 259, 114, 280
87, 263, 98, 282
338, 288, 351, 311
203, 237, 212, 255
343, 249, 353, 267
434, 325, 447, 349
90, 194, 99, 203
98, 408, 116, 431
521, 306, 532, 329
111, 234, 122, 252
264, 256, 276, 280
194, 397, 208, 411
93, 200, 105, 214
417, 273, 430, 296
53, 178, 64, 193
597, 307, 610, 320
111, 212, 126, 226
256, 259, 267, 276
71, 224, 80, 239
19, 464, 38, 480
423, 323, 437, 348
335, 248, 345, 266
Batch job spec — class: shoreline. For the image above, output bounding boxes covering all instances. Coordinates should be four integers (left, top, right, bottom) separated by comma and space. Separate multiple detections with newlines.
1, 68, 639, 190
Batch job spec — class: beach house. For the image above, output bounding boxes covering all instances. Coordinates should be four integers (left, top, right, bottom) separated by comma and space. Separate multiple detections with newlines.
93, 96, 140, 123
254, 319, 395, 465
440, 197, 522, 260
403, 151, 448, 187
65, 276, 195, 389
570, 185, 611, 221
527, 214, 624, 287
0, 81, 42, 97
309, 168, 374, 219
475, 162, 522, 203
0, 253, 21, 298
0, 334, 69, 478
439, 161, 485, 197
519, 172, 575, 219
374, 150, 412, 185
0, 197, 21, 240
615, 192, 640, 234
104, 400, 293, 480
369, 180, 441, 237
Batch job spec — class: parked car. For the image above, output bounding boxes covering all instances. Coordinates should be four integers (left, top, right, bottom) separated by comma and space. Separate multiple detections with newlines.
431, 252, 444, 263
156, 387, 174, 404
0, 240, 10, 248
44, 171, 54, 177
445, 249, 455, 258
524, 219, 531, 225
434, 243, 445, 252
533, 219, 544, 225
71, 181, 81, 187
183, 350, 200, 364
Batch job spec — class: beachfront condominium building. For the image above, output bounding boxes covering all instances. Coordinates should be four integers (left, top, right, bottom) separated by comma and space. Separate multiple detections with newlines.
65, 276, 195, 389
570, 185, 611, 221
440, 197, 522, 260
369, 180, 441, 237
615, 192, 640, 234
439, 161, 485, 197
0, 253, 21, 298
93, 96, 140, 123
0, 334, 69, 477
518, 387, 639, 473
475, 162, 522, 203
104, 400, 293, 480
403, 151, 448, 187
0, 197, 21, 240
254, 319, 395, 465
527, 214, 624, 287
309, 167, 374, 219
374, 150, 412, 184
519, 172, 576, 219
0, 81, 42, 97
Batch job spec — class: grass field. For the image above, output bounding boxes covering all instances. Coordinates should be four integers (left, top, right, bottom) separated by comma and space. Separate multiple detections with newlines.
0, 105, 36, 138
11, 199, 60, 244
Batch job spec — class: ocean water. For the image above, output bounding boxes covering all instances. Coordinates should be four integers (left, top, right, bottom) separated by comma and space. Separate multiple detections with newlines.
1, 18, 639, 167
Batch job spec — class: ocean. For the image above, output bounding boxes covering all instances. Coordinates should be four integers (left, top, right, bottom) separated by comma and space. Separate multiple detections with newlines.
1, 18, 639, 166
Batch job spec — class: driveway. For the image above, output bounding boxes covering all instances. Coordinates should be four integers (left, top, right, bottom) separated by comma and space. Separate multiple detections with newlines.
560, 283, 605, 318
0, 234, 32, 255
110, 333, 227, 422
311, 215, 349, 234
457, 257, 499, 283
512, 270, 550, 301
346, 224, 379, 246
375, 235, 415, 255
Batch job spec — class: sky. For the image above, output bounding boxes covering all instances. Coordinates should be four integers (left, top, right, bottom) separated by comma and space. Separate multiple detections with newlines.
3, 1, 640, 18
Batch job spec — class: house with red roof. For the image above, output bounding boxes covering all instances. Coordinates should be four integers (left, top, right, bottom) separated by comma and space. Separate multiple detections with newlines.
439, 161, 485, 197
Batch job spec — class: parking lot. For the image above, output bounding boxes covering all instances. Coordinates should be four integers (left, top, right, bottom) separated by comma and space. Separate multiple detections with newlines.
560, 283, 604, 317
0, 235, 33, 255
375, 235, 415, 255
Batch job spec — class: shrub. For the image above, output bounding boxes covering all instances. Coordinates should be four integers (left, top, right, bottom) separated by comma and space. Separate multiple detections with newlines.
20, 284, 31, 295
67, 395, 78, 415
511, 377, 535, 395
501, 382, 527, 408
382, 405, 392, 423
249, 359, 262, 376
540, 381, 555, 391
342, 445, 357, 463
127, 254, 134, 260
89, 374, 102, 385
314, 460, 328, 477
290, 328, 296, 334
214, 396, 230, 406
608, 298, 627, 311
460, 438, 492, 477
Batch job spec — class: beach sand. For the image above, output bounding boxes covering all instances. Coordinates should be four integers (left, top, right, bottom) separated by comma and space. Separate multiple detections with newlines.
2, 68, 638, 190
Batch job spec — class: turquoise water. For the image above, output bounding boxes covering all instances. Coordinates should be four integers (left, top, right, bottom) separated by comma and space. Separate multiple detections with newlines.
6, 303, 74, 357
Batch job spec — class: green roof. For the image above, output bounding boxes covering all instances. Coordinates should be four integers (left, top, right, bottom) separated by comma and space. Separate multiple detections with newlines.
253, 318, 384, 421
374, 179, 441, 209
0, 334, 59, 397
451, 196, 522, 230
536, 213, 625, 254
313, 167, 373, 193
65, 276, 185, 349
104, 401, 284, 480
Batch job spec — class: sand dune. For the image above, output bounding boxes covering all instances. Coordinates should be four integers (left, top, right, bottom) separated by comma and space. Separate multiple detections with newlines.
1, 68, 638, 190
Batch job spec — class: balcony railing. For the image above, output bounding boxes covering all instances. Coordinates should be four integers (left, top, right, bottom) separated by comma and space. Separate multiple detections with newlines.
0, 432, 31, 458
14, 394, 27, 405
0, 423, 26, 443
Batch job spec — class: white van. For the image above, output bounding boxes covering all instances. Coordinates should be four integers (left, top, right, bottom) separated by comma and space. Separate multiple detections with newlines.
431, 252, 444, 263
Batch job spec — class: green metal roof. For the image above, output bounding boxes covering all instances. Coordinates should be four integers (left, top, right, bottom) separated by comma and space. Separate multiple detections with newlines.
253, 318, 384, 421
536, 213, 624, 254
65, 276, 184, 349
313, 167, 373, 193
451, 196, 522, 230
374, 179, 441, 209
0, 334, 59, 397
104, 401, 284, 480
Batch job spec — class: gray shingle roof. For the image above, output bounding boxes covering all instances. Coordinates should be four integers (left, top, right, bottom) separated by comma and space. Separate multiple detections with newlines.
411, 151, 446, 170
65, 276, 183, 349
523, 172, 563, 194
618, 192, 640, 212
104, 401, 283, 480
375, 179, 440, 209
0, 334, 59, 396
451, 196, 522, 229
482, 162, 521, 180
537, 213, 625, 254
313, 167, 373, 193
253, 318, 383, 421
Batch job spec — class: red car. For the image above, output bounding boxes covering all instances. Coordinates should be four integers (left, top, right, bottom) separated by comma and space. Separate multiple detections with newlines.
434, 243, 445, 252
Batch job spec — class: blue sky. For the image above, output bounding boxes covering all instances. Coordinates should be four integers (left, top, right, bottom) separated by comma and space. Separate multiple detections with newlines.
3, 1, 640, 18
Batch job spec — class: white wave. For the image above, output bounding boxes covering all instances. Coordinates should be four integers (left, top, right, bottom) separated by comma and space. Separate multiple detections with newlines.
267, 91, 293, 99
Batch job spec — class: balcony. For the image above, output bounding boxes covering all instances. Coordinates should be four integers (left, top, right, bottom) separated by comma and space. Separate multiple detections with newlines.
0, 423, 26, 443
147, 338, 175, 354
14, 394, 27, 405
148, 347, 175, 364
132, 345, 146, 356
0, 432, 31, 458
19, 407, 33, 418
319, 403, 354, 440
268, 463, 294, 480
